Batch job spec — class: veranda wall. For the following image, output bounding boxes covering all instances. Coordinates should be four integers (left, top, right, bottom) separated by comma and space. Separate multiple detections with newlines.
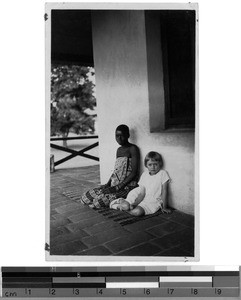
92, 10, 195, 215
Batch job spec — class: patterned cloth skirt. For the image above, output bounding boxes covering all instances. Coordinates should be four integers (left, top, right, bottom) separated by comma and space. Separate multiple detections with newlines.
81, 183, 138, 209
81, 156, 138, 209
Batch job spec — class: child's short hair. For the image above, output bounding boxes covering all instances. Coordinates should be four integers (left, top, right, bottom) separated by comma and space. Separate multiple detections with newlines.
144, 151, 163, 168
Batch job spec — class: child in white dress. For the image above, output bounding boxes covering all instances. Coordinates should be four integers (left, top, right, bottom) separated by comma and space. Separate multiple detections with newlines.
110, 151, 171, 216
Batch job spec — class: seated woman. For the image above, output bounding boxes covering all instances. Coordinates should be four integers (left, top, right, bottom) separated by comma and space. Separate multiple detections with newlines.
81, 124, 140, 209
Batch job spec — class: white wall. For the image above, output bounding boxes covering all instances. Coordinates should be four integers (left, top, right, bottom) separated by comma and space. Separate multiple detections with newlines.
92, 10, 195, 215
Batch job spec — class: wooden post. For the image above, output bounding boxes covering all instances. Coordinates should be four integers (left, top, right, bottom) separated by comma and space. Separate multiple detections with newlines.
50, 154, 55, 173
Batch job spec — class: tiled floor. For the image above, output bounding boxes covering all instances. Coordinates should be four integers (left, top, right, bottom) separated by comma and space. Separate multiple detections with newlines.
50, 165, 194, 257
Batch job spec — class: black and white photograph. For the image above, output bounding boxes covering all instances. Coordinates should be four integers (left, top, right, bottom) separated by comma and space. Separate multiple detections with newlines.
1, 0, 241, 270
46, 3, 198, 260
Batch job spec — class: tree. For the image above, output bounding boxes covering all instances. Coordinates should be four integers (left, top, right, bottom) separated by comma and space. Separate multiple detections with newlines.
51, 65, 96, 147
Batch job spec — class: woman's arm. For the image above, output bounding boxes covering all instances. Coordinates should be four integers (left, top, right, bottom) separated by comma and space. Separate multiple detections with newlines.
102, 178, 111, 188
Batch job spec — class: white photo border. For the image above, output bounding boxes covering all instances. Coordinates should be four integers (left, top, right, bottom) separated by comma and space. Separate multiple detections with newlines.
45, 2, 199, 263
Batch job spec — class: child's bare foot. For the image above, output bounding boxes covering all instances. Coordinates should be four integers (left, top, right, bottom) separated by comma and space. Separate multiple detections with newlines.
127, 206, 145, 217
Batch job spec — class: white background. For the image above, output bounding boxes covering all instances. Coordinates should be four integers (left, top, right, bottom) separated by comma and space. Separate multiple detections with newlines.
0, 0, 240, 267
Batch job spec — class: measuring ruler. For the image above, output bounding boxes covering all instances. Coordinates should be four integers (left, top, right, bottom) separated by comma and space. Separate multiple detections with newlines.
1, 266, 240, 298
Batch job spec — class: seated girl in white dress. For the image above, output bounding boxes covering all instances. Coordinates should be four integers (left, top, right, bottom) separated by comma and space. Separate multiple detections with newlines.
110, 151, 172, 216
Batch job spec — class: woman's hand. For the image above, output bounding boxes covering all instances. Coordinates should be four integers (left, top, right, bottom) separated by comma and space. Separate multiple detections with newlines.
101, 179, 111, 190
101, 183, 109, 189
103, 184, 124, 194
101, 183, 111, 192
102, 186, 118, 194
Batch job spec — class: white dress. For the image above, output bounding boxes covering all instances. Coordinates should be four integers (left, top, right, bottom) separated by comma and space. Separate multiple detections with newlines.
126, 169, 170, 215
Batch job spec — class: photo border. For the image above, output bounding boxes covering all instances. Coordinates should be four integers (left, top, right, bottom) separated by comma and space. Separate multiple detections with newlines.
45, 2, 199, 263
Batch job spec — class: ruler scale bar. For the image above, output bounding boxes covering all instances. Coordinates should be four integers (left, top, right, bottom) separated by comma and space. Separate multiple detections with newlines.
1, 287, 240, 298
1, 267, 240, 298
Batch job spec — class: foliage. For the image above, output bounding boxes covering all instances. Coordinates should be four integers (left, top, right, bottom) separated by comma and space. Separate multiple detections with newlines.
51, 65, 96, 138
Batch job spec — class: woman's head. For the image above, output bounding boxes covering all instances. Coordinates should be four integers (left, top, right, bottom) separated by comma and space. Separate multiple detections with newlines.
144, 151, 163, 175
115, 124, 130, 146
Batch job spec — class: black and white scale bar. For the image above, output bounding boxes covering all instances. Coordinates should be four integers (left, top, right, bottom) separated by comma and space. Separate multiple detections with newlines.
2, 283, 106, 288
2, 271, 239, 277
1, 266, 240, 298
1, 287, 240, 298
2, 275, 239, 288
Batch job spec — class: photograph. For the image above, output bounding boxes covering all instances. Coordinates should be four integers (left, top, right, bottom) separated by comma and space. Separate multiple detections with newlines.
46, 3, 198, 261
2, 0, 241, 273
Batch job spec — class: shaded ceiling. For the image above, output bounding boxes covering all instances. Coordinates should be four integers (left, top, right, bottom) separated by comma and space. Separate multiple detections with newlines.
51, 10, 94, 66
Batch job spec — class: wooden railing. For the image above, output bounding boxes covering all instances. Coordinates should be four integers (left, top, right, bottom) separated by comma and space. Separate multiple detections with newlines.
50, 135, 99, 167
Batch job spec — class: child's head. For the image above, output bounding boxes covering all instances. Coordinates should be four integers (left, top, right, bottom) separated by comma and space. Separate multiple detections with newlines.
115, 124, 130, 146
144, 151, 163, 175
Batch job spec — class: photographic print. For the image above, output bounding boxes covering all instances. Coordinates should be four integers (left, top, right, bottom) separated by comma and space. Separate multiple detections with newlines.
46, 3, 198, 261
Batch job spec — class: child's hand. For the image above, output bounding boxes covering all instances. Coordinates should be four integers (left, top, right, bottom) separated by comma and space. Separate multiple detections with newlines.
157, 197, 172, 214
157, 197, 164, 206
161, 207, 172, 214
